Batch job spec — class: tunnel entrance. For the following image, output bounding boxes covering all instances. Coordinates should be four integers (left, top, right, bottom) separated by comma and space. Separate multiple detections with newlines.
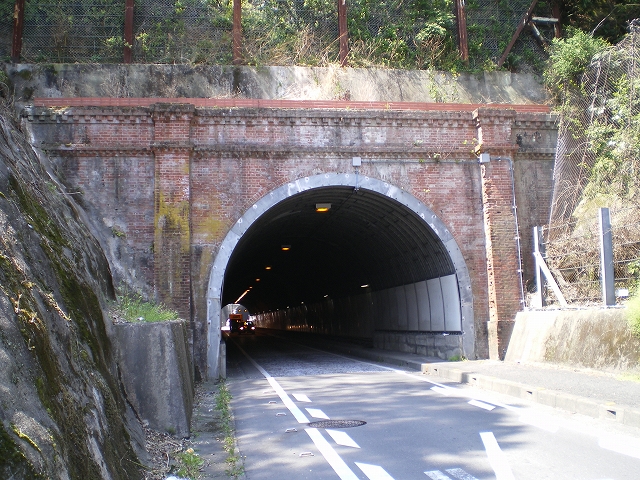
207, 173, 473, 377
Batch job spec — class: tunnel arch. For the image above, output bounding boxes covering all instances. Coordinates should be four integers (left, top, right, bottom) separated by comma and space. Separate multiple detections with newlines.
206, 173, 474, 377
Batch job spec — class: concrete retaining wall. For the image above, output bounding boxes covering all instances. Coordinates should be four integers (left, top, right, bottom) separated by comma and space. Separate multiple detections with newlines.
112, 320, 195, 437
505, 309, 640, 371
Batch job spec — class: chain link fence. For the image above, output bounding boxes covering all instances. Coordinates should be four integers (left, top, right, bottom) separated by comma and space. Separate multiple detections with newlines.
466, 0, 551, 71
538, 206, 640, 307
7, 0, 547, 70
541, 25, 640, 306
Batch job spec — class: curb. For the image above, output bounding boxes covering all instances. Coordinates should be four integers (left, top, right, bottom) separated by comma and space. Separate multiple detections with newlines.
421, 363, 640, 429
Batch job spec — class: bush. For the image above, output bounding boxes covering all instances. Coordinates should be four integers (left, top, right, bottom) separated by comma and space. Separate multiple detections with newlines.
544, 27, 609, 99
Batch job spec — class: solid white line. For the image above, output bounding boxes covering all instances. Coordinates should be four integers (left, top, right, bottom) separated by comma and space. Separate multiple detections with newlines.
446, 467, 480, 480
468, 399, 496, 411
293, 393, 312, 402
599, 434, 640, 460
305, 428, 360, 480
326, 429, 361, 448
234, 342, 310, 423
355, 462, 396, 480
519, 412, 559, 433
479, 432, 515, 480
424, 470, 452, 479
431, 386, 454, 395
306, 407, 330, 419
267, 333, 521, 411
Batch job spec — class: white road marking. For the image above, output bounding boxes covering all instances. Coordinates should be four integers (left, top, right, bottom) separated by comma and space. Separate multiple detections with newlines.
234, 342, 310, 423
355, 462, 396, 480
425, 470, 452, 479
599, 434, 640, 460
237, 341, 361, 480
431, 386, 455, 396
468, 399, 496, 411
275, 334, 520, 411
519, 412, 560, 433
446, 467, 480, 480
306, 407, 330, 419
479, 432, 515, 480
425, 468, 480, 480
326, 429, 360, 448
293, 393, 312, 402
305, 428, 360, 480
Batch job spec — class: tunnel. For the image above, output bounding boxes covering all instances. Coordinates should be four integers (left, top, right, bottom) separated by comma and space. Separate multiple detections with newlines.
207, 173, 474, 375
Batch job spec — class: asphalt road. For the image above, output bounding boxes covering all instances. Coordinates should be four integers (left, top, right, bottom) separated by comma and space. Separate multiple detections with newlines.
226, 331, 640, 480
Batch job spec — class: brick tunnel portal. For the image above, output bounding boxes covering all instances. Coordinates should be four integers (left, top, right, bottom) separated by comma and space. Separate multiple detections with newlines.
208, 173, 474, 375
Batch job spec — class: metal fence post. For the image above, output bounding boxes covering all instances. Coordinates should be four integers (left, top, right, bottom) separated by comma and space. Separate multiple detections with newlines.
233, 0, 243, 64
11, 0, 25, 63
599, 207, 615, 306
338, 0, 348, 66
533, 226, 546, 308
455, 0, 469, 63
124, 0, 134, 63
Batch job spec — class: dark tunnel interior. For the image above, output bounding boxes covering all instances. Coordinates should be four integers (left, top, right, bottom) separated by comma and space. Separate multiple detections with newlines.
221, 186, 456, 315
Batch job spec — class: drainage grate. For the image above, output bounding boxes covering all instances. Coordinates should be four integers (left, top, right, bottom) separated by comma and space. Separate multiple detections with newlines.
307, 420, 366, 428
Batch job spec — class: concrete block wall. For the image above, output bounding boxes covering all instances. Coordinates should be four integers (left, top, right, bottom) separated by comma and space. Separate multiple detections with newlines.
112, 320, 194, 437
506, 309, 640, 370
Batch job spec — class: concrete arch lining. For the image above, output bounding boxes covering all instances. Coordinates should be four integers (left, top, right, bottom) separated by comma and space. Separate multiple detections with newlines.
206, 173, 474, 378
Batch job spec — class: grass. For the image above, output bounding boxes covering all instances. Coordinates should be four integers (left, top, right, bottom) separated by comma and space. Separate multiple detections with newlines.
626, 292, 640, 338
112, 291, 179, 323
448, 355, 466, 362
215, 380, 244, 478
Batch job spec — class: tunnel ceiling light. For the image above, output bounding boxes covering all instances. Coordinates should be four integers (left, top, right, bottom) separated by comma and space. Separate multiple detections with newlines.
235, 289, 250, 303
255, 278, 261, 282
281, 245, 291, 251
315, 203, 332, 212
361, 284, 370, 288
265, 266, 272, 270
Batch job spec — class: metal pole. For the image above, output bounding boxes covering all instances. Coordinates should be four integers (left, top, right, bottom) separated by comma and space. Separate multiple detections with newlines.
455, 0, 469, 63
232, 0, 243, 65
599, 207, 615, 306
124, 0, 134, 64
338, 0, 348, 67
11, 0, 25, 63
533, 226, 546, 308
497, 0, 538, 68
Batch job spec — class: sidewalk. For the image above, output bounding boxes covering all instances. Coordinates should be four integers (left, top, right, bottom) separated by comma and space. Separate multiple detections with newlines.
298, 335, 640, 429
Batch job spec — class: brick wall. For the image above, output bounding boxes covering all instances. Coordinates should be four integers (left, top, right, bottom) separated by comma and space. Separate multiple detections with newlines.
24, 99, 557, 374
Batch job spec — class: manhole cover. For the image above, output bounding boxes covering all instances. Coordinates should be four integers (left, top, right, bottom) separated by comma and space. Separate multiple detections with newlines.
307, 420, 366, 428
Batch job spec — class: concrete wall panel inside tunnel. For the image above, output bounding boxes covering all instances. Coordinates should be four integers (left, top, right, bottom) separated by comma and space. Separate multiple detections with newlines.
427, 278, 445, 331
207, 173, 474, 377
415, 281, 431, 331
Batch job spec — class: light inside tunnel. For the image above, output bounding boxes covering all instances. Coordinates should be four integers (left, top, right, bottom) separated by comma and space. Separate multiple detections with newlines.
221, 186, 457, 319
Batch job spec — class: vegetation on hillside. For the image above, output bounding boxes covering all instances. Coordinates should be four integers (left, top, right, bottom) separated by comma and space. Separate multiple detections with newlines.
6, 0, 639, 72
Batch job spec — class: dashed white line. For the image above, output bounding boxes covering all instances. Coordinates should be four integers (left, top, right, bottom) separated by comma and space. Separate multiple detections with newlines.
293, 393, 312, 402
326, 429, 360, 448
305, 428, 360, 480
306, 407, 330, 419
445, 467, 480, 480
479, 431, 515, 480
355, 462, 396, 480
425, 468, 480, 480
425, 470, 452, 479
